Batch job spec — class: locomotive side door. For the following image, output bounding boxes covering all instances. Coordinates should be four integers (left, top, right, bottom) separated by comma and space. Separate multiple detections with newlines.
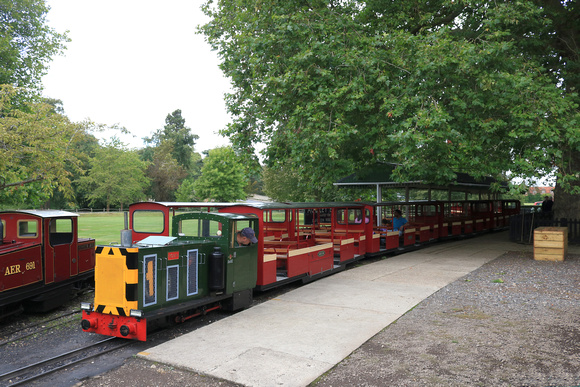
228, 219, 259, 294
47, 217, 76, 282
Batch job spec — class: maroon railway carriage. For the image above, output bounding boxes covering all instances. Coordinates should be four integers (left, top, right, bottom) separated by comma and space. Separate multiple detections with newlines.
0, 210, 95, 316
219, 202, 376, 290
125, 200, 518, 295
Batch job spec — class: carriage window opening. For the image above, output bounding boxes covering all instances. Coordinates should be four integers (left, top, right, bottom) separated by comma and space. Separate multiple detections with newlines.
337, 209, 363, 225
336, 209, 344, 224
264, 210, 286, 223
178, 218, 223, 238
18, 220, 38, 238
354, 210, 363, 223
1, 220, 5, 238
49, 218, 73, 245
302, 209, 314, 225
133, 210, 165, 233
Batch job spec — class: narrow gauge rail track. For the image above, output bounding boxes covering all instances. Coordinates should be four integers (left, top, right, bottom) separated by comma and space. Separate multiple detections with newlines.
0, 310, 82, 348
0, 337, 133, 386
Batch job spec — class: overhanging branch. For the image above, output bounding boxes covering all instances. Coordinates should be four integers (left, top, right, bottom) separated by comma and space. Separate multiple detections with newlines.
0, 175, 45, 190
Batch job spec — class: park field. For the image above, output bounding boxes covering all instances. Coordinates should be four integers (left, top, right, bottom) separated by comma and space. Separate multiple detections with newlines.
77, 212, 126, 245
78, 210, 215, 245
77, 211, 187, 245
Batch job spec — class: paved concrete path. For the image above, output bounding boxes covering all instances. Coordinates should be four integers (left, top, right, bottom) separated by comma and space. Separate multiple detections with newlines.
138, 232, 533, 387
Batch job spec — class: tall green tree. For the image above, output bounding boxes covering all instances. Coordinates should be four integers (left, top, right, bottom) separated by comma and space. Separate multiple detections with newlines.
193, 146, 247, 202
78, 138, 150, 211
143, 109, 199, 170
0, 0, 68, 96
201, 0, 579, 216
147, 141, 188, 201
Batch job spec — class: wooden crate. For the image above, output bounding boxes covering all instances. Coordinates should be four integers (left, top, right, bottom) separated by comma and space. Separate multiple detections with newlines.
533, 227, 568, 261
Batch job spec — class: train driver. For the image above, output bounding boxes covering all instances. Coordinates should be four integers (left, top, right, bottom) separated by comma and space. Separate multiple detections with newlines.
236, 227, 258, 246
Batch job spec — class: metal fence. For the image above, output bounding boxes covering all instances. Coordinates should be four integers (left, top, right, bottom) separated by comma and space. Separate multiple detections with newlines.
510, 213, 580, 245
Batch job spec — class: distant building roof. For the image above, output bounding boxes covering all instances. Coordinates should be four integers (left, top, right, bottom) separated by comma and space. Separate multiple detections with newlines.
334, 163, 507, 194
528, 187, 553, 195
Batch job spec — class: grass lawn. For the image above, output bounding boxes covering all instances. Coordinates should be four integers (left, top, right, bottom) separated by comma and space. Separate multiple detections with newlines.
77, 212, 126, 245
77, 211, 179, 245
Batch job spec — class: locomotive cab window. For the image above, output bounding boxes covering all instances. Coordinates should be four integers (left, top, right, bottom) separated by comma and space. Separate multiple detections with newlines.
49, 218, 73, 246
133, 210, 165, 233
18, 220, 38, 238
178, 218, 223, 238
233, 220, 258, 248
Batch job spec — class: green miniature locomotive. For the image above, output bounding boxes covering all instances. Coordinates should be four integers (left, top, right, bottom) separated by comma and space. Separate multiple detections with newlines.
81, 212, 257, 341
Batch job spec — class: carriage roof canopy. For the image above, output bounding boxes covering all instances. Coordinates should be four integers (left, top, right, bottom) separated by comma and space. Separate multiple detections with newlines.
334, 163, 508, 199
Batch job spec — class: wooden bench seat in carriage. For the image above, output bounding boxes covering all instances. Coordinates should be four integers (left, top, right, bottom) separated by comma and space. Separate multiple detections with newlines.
445, 218, 464, 236
314, 235, 355, 263
463, 219, 474, 234
334, 228, 367, 255
446, 217, 474, 234
263, 239, 307, 248
263, 242, 334, 279
406, 223, 432, 243
377, 226, 415, 247
473, 216, 492, 232
411, 216, 443, 240
374, 229, 400, 250
263, 225, 289, 238
401, 227, 416, 246
368, 231, 381, 253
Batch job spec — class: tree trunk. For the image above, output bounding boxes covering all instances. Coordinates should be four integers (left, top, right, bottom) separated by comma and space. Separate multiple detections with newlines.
552, 150, 580, 220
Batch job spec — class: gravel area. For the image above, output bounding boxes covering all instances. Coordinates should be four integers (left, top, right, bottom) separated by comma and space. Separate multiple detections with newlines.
315, 250, 580, 387
76, 249, 580, 387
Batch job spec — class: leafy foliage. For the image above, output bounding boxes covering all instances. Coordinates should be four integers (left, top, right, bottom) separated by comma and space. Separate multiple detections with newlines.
0, 85, 87, 204
201, 0, 579, 204
193, 146, 247, 201
175, 178, 197, 202
262, 165, 304, 201
147, 141, 188, 201
78, 138, 150, 211
143, 109, 199, 170
0, 0, 68, 96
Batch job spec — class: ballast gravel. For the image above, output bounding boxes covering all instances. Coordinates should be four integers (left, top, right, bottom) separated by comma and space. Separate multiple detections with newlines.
78, 250, 580, 387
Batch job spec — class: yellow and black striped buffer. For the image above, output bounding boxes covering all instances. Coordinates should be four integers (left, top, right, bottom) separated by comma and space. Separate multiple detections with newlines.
94, 246, 139, 316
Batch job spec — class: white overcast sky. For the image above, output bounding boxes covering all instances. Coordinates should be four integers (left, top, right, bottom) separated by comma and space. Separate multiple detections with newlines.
42, 0, 232, 153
